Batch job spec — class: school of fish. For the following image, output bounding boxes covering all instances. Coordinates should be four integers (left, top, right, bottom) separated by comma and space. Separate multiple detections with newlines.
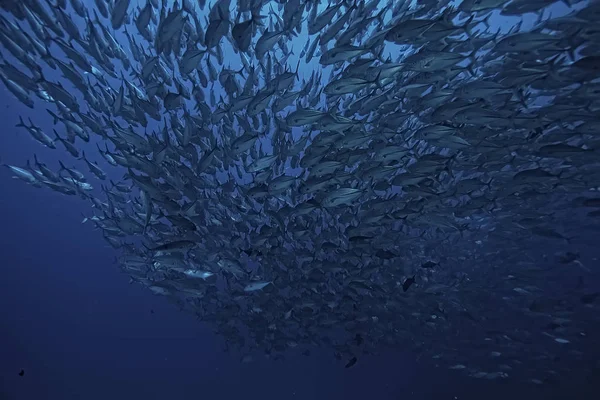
1, 0, 600, 384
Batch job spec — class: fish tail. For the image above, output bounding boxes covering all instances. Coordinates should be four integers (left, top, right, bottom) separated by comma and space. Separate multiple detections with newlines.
250, 12, 268, 26
46, 109, 59, 125
484, 177, 494, 191
515, 87, 529, 108
462, 14, 475, 36
465, 63, 476, 78
15, 115, 26, 128
34, 68, 46, 84
547, 54, 565, 82
375, 6, 388, 24
467, 49, 478, 75
557, 169, 570, 180
370, 70, 383, 89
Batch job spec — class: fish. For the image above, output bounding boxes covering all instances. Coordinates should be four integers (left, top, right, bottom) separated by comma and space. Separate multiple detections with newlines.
0, 0, 599, 382
403, 276, 416, 292
79, 152, 106, 180
147, 240, 197, 253
111, 0, 131, 30
420, 261, 439, 269
344, 356, 358, 368
243, 281, 272, 292
231, 12, 266, 53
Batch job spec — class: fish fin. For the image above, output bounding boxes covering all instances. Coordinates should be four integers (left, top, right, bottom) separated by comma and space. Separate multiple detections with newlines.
370, 70, 383, 89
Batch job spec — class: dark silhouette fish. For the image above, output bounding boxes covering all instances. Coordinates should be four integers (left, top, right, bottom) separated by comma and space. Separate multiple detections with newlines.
345, 356, 357, 368
421, 261, 439, 269
231, 13, 266, 52
403, 276, 416, 292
